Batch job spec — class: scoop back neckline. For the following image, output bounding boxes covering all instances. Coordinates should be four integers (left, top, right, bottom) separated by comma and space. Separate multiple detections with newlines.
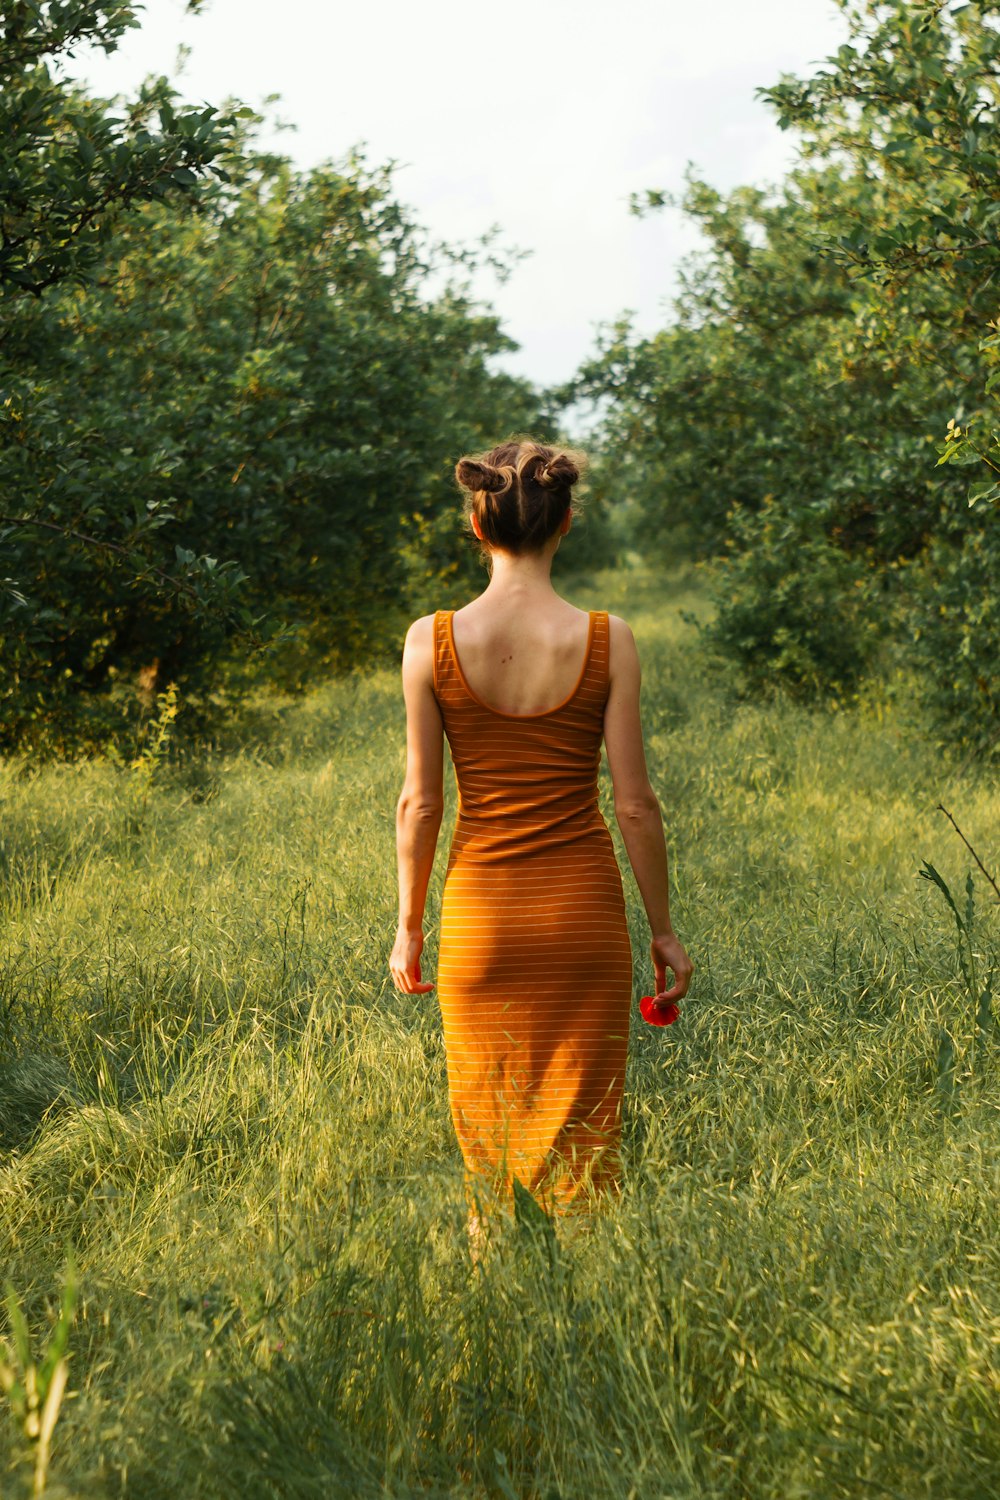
446, 609, 597, 720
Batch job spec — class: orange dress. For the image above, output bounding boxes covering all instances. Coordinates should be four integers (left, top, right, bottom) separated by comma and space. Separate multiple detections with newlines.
433, 608, 633, 1212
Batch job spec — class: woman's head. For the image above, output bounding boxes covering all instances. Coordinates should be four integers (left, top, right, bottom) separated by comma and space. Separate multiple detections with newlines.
454, 438, 586, 557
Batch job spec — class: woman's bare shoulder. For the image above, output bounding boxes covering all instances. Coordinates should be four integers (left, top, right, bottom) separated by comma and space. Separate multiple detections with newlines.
401, 615, 436, 674
606, 612, 634, 635
607, 613, 637, 648
404, 613, 437, 645
606, 614, 640, 680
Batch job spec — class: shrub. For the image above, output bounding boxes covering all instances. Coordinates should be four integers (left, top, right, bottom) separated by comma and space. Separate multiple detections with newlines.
700, 499, 881, 701
907, 521, 1000, 763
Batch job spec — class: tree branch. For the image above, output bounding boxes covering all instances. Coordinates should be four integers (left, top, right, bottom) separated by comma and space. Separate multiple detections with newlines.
0, 513, 201, 601
937, 803, 1000, 905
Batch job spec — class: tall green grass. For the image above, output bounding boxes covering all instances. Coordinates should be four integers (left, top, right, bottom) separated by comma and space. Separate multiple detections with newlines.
1, 562, 997, 1498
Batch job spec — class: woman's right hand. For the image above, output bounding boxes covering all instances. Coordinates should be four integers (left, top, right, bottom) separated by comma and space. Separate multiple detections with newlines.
650, 931, 693, 1006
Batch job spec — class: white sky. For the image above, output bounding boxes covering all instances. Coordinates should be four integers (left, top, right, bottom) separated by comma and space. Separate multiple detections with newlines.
68, 0, 848, 388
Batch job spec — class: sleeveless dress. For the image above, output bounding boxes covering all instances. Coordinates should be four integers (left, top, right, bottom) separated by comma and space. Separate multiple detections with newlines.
433, 607, 633, 1213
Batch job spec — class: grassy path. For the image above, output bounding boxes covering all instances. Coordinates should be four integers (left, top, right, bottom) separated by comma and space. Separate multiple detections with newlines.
1, 563, 998, 1498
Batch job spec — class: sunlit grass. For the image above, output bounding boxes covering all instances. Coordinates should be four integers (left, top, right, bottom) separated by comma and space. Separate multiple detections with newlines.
0, 560, 997, 1498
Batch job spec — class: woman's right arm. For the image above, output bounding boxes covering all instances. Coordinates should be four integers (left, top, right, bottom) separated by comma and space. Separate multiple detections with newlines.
603, 614, 693, 1005
390, 615, 444, 996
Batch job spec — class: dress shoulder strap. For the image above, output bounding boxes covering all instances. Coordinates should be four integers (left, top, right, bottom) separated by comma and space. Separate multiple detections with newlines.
432, 609, 462, 705
588, 609, 611, 699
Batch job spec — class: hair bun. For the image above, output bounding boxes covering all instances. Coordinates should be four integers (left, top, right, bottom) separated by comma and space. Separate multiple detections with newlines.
535, 452, 580, 490
455, 457, 511, 494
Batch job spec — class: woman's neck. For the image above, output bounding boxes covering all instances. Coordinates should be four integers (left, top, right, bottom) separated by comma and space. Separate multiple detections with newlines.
482, 546, 559, 599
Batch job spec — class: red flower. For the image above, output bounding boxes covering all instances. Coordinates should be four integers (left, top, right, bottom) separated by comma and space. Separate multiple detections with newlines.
640, 994, 679, 1027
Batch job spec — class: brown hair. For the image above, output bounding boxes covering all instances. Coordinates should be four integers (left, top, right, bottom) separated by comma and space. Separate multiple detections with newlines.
454, 437, 586, 557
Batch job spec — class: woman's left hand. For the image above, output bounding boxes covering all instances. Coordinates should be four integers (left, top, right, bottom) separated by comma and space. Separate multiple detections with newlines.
390, 926, 435, 994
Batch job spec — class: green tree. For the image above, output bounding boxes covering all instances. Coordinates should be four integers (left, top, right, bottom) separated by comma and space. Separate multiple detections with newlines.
758, 0, 1000, 752
2, 118, 543, 750
572, 0, 998, 754
0, 7, 546, 753
1, 0, 246, 747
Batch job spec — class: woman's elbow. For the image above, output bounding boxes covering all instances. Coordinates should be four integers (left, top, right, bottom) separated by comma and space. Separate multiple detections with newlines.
614, 788, 660, 825
397, 789, 444, 824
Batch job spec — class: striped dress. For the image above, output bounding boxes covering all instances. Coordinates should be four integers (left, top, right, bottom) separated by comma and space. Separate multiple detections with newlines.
433, 607, 633, 1212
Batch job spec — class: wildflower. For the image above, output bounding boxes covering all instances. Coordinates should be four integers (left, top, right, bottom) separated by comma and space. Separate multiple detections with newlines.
640, 994, 680, 1027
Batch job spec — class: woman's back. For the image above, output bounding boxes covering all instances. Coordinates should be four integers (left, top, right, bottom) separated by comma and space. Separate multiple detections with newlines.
449, 595, 593, 717
434, 605, 611, 863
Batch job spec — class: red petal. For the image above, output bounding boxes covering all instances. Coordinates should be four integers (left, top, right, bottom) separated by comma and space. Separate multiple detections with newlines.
640, 995, 680, 1027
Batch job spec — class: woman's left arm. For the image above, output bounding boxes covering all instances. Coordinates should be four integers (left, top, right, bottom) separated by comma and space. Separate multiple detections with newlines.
390, 615, 444, 995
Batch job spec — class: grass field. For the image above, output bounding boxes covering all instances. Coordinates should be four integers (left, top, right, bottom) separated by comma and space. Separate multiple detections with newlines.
1, 561, 998, 1499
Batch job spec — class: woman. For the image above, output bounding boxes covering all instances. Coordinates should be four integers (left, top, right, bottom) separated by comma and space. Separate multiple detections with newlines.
390, 437, 692, 1231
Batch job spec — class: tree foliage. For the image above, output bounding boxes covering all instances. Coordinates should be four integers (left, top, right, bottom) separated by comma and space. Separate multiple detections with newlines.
0, 6, 544, 753
571, 0, 999, 757
0, 1, 233, 295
